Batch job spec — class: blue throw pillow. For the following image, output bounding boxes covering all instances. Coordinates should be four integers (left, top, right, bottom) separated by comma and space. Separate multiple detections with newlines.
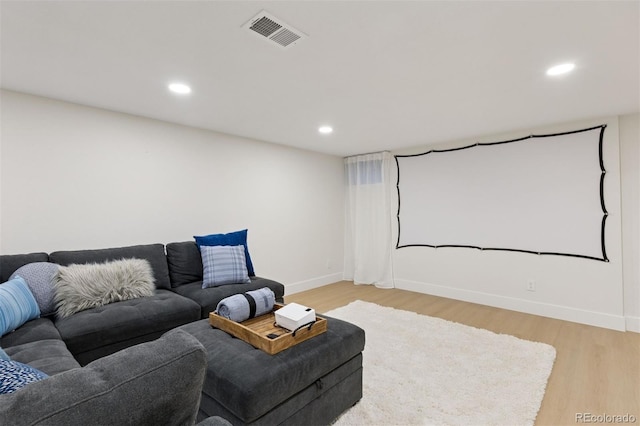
0, 276, 40, 337
201, 245, 251, 288
0, 359, 48, 394
0, 346, 10, 361
194, 229, 255, 276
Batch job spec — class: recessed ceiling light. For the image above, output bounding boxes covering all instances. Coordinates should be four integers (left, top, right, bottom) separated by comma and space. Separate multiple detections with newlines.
546, 63, 575, 76
318, 126, 333, 134
168, 82, 192, 94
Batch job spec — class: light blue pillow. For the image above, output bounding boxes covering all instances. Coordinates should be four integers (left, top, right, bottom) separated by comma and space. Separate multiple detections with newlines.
195, 229, 255, 276
0, 276, 40, 337
0, 346, 9, 361
201, 245, 251, 288
0, 359, 48, 394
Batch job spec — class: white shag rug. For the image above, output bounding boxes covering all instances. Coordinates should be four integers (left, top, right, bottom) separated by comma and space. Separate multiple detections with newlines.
327, 300, 556, 426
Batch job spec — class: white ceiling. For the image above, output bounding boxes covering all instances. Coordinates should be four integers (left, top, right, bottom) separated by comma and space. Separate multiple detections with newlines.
1, 1, 638, 157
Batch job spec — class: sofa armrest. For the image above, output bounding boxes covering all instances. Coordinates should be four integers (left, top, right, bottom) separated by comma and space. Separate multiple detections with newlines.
0, 329, 207, 426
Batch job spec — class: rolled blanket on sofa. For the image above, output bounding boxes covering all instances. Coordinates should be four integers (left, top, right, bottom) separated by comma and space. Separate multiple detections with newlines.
216, 287, 275, 322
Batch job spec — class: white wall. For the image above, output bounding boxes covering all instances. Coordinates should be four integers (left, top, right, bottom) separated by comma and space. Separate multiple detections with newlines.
0, 90, 344, 293
3, 90, 637, 330
392, 116, 633, 331
619, 113, 640, 332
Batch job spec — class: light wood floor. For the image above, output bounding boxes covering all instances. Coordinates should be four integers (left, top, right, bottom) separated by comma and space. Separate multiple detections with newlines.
286, 281, 640, 426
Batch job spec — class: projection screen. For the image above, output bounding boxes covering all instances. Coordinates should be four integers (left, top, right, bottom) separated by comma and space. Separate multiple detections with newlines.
395, 125, 607, 261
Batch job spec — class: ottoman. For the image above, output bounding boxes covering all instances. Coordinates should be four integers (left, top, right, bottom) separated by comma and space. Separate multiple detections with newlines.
178, 316, 365, 425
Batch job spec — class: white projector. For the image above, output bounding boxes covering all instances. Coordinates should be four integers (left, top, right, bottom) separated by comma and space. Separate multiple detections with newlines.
275, 303, 316, 332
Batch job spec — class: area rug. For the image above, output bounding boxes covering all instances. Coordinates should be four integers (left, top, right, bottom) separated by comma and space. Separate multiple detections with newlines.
327, 300, 556, 426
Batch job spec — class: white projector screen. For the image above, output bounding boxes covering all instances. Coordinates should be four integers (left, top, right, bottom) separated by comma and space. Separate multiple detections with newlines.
395, 125, 608, 261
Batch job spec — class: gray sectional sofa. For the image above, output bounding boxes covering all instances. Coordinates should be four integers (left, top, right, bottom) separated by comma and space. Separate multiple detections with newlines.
0, 241, 285, 425
1, 242, 285, 366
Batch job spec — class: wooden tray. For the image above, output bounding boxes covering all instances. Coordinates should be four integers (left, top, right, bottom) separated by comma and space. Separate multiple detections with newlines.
209, 304, 327, 355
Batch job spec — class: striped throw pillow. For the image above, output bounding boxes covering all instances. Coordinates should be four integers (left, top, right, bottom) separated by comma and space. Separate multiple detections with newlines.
0, 277, 40, 337
201, 245, 251, 288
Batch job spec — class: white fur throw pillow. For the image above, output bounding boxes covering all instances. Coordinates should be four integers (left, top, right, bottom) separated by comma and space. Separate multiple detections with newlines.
54, 258, 155, 319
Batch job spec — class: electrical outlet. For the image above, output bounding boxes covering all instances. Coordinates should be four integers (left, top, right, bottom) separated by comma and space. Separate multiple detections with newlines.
326, 258, 332, 269
527, 280, 536, 292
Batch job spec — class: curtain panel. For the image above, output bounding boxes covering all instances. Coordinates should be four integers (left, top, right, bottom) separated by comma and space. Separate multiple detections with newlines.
343, 151, 394, 288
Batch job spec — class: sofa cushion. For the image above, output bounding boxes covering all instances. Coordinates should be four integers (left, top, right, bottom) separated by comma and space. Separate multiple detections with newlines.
0, 347, 9, 361
0, 253, 49, 283
49, 244, 172, 290
195, 229, 255, 276
0, 318, 80, 376
4, 339, 80, 376
0, 318, 62, 348
0, 329, 207, 426
201, 245, 251, 288
54, 258, 155, 318
54, 289, 200, 365
0, 359, 48, 395
0, 277, 40, 337
9, 262, 59, 316
166, 241, 204, 287
173, 277, 285, 319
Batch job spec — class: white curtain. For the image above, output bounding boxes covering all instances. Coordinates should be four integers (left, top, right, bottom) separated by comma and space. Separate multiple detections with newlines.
344, 151, 394, 288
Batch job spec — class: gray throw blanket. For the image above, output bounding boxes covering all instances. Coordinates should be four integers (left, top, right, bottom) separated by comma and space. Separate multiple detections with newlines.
216, 287, 275, 322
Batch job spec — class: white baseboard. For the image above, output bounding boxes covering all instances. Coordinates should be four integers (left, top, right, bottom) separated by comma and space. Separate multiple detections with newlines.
625, 316, 640, 333
395, 278, 627, 331
285, 272, 343, 295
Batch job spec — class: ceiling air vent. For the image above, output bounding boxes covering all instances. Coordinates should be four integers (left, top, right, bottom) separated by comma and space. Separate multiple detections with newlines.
243, 11, 306, 49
